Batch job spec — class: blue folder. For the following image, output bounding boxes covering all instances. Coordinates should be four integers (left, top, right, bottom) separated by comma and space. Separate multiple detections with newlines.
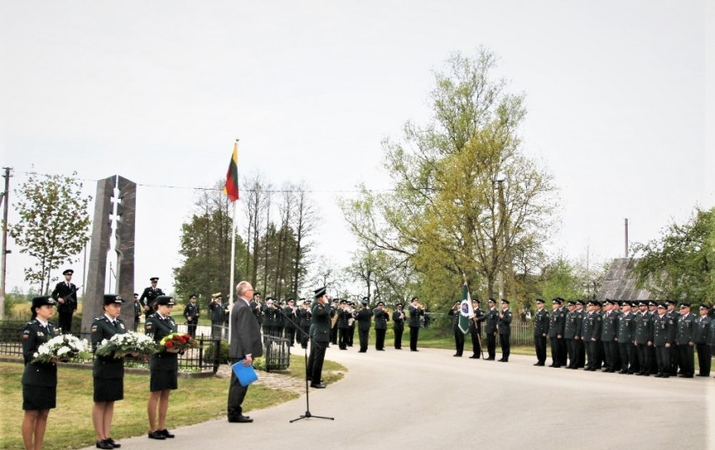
232, 360, 259, 387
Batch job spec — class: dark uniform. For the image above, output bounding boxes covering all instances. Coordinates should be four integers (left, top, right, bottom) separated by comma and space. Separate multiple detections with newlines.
548, 299, 565, 367
633, 302, 652, 375
564, 302, 580, 369
139, 277, 164, 320
283, 299, 298, 346
307, 287, 330, 388
249, 293, 263, 332
694, 306, 712, 376
297, 301, 312, 349
675, 305, 695, 378
469, 304, 484, 358
355, 301, 373, 353
652, 305, 675, 378
373, 303, 390, 351
408, 298, 424, 352
50, 269, 78, 333
90, 295, 128, 403
532, 301, 549, 366
497, 300, 512, 362
330, 300, 339, 345
22, 297, 59, 411
145, 298, 179, 392
600, 300, 619, 372
664, 301, 679, 375
575, 301, 586, 368
392, 305, 406, 350
337, 301, 352, 350
616, 304, 636, 374
209, 295, 227, 339
183, 297, 200, 338
485, 300, 499, 360
133, 294, 142, 332
582, 301, 602, 371
448, 303, 465, 357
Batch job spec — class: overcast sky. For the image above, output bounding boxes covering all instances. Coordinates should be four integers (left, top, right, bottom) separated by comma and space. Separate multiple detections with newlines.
1, 1, 712, 298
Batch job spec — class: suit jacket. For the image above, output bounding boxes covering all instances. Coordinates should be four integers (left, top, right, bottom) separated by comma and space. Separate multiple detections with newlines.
51, 281, 78, 313
408, 304, 424, 328
229, 299, 263, 360
392, 309, 406, 331
485, 308, 499, 334
145, 313, 178, 370
91, 316, 127, 378
373, 308, 390, 330
310, 301, 331, 343
534, 308, 549, 337
21, 319, 58, 387
355, 307, 373, 332
498, 309, 512, 336
139, 286, 164, 311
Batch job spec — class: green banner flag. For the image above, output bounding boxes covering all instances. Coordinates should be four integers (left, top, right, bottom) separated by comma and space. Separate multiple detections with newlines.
458, 282, 474, 334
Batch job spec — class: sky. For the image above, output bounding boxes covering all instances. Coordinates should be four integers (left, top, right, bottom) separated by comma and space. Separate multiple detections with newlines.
1, 1, 713, 298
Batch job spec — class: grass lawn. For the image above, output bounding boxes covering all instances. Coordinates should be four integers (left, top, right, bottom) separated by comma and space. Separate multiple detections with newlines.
0, 354, 345, 450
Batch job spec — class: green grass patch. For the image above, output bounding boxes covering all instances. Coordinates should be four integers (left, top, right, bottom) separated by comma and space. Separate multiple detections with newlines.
0, 362, 298, 450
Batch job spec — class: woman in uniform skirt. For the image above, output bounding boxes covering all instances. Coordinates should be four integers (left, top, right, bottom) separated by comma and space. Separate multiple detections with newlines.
145, 295, 180, 440
21, 296, 58, 450
90, 295, 128, 449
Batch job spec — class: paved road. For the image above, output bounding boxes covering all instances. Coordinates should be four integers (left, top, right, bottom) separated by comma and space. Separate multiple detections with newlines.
82, 346, 713, 450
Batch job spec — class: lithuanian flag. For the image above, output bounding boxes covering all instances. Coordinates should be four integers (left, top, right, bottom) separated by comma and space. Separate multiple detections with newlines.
223, 141, 239, 202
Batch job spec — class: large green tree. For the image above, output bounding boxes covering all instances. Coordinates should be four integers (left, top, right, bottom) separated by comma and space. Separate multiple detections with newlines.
10, 172, 92, 294
340, 49, 558, 310
632, 207, 713, 302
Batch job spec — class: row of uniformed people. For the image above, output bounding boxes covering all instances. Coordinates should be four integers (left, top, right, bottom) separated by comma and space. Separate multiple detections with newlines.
20, 294, 183, 450
532, 298, 713, 378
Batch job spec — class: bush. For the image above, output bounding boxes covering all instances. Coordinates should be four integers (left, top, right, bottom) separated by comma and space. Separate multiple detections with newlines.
204, 339, 230, 364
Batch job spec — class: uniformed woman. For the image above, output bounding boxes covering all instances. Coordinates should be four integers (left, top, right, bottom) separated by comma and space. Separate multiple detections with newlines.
145, 295, 179, 440
21, 296, 58, 450
90, 294, 128, 449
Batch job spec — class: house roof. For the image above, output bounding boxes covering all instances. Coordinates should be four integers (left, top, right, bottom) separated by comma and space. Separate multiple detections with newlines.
596, 258, 654, 301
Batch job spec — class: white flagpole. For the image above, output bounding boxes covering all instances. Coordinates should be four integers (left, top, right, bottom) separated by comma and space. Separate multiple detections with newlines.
227, 138, 238, 344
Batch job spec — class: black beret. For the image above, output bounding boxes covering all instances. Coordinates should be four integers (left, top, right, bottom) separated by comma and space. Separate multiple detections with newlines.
103, 294, 124, 306
62, 269, 74, 276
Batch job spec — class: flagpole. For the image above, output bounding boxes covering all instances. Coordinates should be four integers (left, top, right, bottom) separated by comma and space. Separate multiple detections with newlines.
227, 138, 239, 344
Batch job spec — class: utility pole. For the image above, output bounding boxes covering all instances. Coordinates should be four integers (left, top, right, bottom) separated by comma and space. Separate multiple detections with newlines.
0, 167, 13, 320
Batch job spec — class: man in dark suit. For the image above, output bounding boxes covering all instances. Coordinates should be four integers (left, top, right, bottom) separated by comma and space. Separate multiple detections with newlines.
448, 301, 464, 357
694, 305, 712, 376
498, 299, 512, 362
408, 297, 424, 352
133, 293, 141, 332
675, 303, 696, 378
308, 287, 331, 388
228, 281, 263, 423
183, 295, 200, 338
484, 298, 499, 360
355, 297, 373, 353
469, 299, 484, 359
51, 268, 78, 333
139, 277, 164, 320
392, 303, 406, 349
373, 301, 390, 351
533, 299, 549, 366
548, 298, 565, 367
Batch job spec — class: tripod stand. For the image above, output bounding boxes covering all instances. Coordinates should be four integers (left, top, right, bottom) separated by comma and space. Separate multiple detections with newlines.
278, 307, 334, 423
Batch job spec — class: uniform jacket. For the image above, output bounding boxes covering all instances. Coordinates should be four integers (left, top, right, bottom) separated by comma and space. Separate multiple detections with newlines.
51, 281, 78, 313
652, 314, 675, 346
485, 308, 499, 334
184, 302, 200, 323
283, 306, 298, 329
470, 308, 484, 334
392, 309, 406, 331
91, 315, 127, 378
21, 319, 58, 387
337, 308, 353, 329
617, 312, 636, 343
373, 308, 390, 330
408, 304, 424, 328
548, 308, 565, 338
533, 308, 549, 337
145, 313, 178, 370
310, 301, 332, 344
298, 307, 312, 328
139, 286, 164, 311
249, 301, 263, 324
498, 309, 512, 336
229, 298, 263, 360
693, 315, 710, 344
676, 312, 696, 345
582, 312, 602, 341
601, 310, 618, 342
634, 312, 653, 344
355, 307, 373, 332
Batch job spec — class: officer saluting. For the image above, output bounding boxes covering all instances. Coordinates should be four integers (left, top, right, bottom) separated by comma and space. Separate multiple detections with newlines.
51, 269, 78, 333
139, 277, 164, 320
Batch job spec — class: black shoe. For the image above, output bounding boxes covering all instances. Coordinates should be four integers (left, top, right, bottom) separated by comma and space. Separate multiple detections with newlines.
105, 438, 121, 448
486, 357, 495, 361
377, 349, 385, 351
358, 350, 366, 353
552, 365, 561, 368
534, 362, 544, 366
228, 415, 253, 423
470, 356, 480, 359
96, 440, 113, 449
497, 358, 505, 362
311, 383, 327, 389
453, 354, 462, 357
158, 429, 174, 438
147, 431, 166, 440
499, 359, 508, 362
618, 370, 628, 374
411, 349, 419, 352
654, 373, 663, 378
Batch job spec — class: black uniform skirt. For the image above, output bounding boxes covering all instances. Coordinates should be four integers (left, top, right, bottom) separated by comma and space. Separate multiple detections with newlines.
94, 376, 124, 402
23, 384, 57, 411
150, 368, 178, 392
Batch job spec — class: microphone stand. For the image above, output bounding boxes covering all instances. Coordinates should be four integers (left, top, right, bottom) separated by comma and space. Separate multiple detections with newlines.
277, 307, 334, 423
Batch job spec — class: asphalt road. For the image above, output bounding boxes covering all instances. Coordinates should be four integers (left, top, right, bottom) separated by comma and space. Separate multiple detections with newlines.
81, 345, 714, 450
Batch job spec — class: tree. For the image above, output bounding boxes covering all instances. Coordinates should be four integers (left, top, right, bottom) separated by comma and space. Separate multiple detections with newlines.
340, 48, 558, 311
631, 207, 713, 302
10, 172, 92, 294
173, 181, 249, 303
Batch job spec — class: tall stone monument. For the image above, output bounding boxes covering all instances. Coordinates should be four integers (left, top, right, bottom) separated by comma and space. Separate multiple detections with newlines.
81, 175, 136, 333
